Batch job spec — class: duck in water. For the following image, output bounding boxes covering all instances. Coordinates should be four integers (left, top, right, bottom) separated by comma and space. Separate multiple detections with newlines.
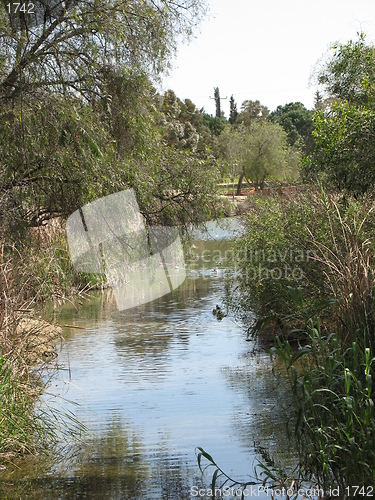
212, 304, 225, 320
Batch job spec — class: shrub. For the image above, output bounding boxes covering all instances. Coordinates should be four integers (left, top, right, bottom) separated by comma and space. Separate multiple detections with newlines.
226, 189, 375, 337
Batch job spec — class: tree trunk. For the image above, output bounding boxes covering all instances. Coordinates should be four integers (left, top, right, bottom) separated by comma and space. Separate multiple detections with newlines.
236, 172, 245, 196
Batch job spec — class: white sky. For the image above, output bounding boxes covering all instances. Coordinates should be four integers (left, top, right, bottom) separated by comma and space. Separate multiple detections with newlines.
161, 0, 375, 115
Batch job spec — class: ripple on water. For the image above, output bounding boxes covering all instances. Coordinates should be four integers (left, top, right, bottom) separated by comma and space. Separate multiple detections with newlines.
4, 232, 294, 499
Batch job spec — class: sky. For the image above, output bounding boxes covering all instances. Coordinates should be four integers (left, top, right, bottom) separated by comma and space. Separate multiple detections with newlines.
161, 0, 375, 115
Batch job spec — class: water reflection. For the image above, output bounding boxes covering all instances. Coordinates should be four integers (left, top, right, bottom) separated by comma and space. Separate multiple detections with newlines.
0, 416, 206, 499
222, 349, 296, 476
1, 222, 293, 498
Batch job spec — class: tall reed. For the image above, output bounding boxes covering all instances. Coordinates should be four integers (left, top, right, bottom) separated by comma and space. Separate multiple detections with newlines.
0, 252, 50, 456
0, 240, 86, 459
272, 190, 375, 491
309, 189, 375, 352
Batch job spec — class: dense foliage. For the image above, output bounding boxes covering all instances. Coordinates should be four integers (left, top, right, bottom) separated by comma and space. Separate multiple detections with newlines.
222, 188, 375, 491
225, 192, 327, 328
269, 102, 314, 154
306, 34, 375, 197
0, 0, 223, 235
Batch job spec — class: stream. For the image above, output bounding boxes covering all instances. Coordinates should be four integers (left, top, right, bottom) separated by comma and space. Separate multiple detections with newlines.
0, 219, 294, 499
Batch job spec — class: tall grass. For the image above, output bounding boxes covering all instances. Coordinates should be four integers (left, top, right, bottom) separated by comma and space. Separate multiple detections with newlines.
273, 309, 375, 491
271, 190, 375, 491
0, 253, 53, 456
0, 354, 54, 456
226, 189, 375, 339
309, 190, 375, 349
0, 223, 91, 458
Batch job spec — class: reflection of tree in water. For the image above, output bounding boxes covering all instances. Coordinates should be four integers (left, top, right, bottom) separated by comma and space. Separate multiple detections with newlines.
220, 350, 296, 474
0, 417, 206, 499
66, 417, 147, 499
0, 418, 145, 499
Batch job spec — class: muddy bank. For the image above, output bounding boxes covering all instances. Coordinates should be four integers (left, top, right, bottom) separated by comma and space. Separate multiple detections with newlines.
15, 318, 62, 365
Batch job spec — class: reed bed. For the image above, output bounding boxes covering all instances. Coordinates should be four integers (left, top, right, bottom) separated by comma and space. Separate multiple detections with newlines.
0, 251, 57, 457
272, 190, 375, 492
0, 221, 92, 460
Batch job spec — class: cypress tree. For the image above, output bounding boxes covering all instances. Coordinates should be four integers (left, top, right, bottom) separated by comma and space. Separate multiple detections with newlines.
229, 95, 238, 124
214, 87, 221, 118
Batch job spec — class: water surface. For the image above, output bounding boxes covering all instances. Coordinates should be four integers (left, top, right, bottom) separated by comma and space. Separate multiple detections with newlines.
0, 224, 294, 499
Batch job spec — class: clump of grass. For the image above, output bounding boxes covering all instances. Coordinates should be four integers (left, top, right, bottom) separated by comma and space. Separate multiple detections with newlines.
225, 188, 375, 341
270, 190, 375, 491
0, 254, 54, 457
273, 312, 375, 491
0, 245, 86, 460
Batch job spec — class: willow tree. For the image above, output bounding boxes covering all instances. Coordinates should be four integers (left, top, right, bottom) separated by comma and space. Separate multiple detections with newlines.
0, 0, 206, 100
0, 0, 212, 230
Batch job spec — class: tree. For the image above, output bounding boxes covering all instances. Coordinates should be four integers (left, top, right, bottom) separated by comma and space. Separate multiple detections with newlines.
202, 113, 227, 136
220, 122, 300, 194
316, 32, 375, 106
213, 87, 222, 118
314, 91, 325, 110
229, 95, 238, 124
238, 99, 269, 125
306, 33, 375, 196
159, 90, 199, 150
219, 125, 245, 192
242, 121, 299, 191
268, 102, 314, 154
308, 101, 375, 197
0, 94, 115, 224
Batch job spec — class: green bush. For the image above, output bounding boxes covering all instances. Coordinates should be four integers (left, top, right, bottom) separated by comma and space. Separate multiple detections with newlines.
227, 189, 375, 337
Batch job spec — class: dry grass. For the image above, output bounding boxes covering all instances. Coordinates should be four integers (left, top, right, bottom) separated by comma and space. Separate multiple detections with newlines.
308, 192, 375, 347
0, 245, 63, 458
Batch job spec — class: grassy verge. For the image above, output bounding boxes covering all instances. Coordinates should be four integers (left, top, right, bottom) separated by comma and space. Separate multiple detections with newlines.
0, 220, 97, 460
0, 255, 53, 458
